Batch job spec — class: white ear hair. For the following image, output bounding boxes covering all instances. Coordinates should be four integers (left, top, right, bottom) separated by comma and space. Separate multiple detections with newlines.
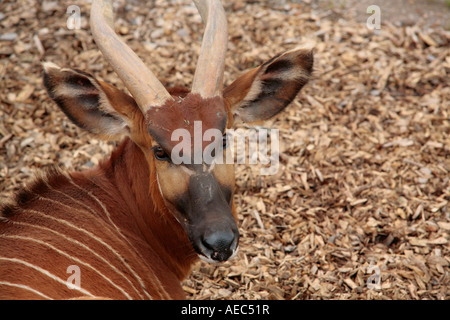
42, 61, 61, 72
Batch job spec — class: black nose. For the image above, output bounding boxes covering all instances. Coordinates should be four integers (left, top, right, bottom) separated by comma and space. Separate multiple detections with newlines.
202, 230, 237, 262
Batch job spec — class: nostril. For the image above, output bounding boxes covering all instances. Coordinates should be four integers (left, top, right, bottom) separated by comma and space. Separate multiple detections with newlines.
202, 230, 235, 251
202, 230, 236, 261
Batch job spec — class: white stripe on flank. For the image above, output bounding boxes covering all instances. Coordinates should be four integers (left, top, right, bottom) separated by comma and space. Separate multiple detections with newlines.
1, 234, 132, 300
65, 174, 171, 300
42, 179, 100, 218
0, 281, 53, 300
41, 179, 146, 299
24, 204, 154, 300
0, 257, 93, 297
8, 219, 142, 299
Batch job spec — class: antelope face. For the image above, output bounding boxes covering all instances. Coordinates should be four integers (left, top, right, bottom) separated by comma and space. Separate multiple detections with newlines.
147, 94, 239, 262
150, 142, 238, 263
43, 0, 313, 264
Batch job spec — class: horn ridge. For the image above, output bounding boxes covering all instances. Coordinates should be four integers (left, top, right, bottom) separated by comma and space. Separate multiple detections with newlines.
191, 0, 228, 98
90, 0, 173, 112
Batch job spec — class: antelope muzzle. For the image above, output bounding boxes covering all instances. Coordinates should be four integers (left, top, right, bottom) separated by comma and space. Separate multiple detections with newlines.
185, 173, 239, 262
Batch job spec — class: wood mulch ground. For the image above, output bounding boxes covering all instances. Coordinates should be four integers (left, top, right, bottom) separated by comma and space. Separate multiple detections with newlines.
0, 0, 448, 300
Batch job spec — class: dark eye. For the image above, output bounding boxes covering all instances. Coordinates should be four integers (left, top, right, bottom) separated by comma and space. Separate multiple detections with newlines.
153, 146, 170, 161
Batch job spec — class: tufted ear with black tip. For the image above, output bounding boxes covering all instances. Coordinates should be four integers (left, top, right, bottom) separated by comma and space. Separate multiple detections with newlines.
223, 45, 314, 126
43, 62, 142, 140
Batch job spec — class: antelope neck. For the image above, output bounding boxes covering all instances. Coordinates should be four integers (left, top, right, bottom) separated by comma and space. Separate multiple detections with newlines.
94, 138, 198, 280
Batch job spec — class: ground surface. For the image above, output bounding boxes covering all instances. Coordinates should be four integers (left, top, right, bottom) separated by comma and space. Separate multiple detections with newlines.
0, 0, 449, 300
312, 0, 450, 28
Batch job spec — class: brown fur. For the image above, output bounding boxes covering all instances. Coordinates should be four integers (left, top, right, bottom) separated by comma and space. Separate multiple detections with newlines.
146, 93, 227, 154
0, 139, 197, 299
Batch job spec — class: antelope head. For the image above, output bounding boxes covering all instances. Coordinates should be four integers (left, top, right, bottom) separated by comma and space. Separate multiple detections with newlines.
43, 0, 313, 263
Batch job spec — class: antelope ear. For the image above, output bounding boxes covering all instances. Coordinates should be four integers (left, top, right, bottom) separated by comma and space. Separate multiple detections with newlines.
223, 45, 314, 125
43, 62, 140, 140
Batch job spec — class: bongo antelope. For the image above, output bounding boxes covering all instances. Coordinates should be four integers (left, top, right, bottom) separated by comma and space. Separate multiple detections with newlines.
0, 0, 313, 299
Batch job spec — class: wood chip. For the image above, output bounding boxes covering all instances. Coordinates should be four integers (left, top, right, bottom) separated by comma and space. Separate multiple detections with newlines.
1, 0, 449, 301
